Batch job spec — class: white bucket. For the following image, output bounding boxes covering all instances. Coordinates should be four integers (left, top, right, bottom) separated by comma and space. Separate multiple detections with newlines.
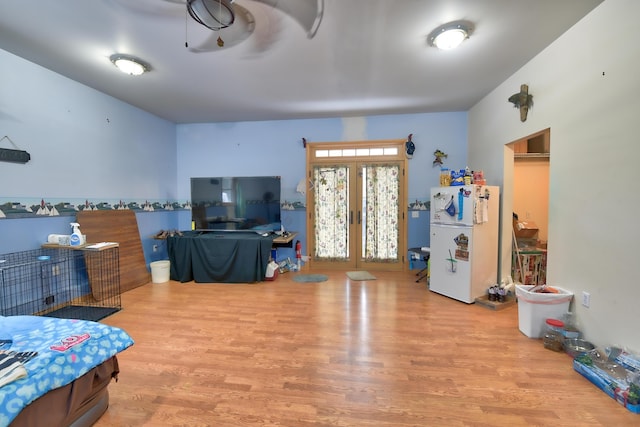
150, 260, 170, 283
515, 285, 573, 338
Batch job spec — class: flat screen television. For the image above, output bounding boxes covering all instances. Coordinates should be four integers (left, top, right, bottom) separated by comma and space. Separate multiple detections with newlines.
190, 176, 281, 232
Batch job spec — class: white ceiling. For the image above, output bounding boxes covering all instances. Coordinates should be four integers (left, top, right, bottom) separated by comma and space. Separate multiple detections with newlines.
0, 0, 603, 124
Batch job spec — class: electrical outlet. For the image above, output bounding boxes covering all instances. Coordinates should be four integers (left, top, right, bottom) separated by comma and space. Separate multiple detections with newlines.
582, 291, 591, 308
152, 244, 158, 252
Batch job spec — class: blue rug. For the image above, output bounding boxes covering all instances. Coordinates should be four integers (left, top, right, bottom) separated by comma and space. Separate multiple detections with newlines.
293, 274, 328, 283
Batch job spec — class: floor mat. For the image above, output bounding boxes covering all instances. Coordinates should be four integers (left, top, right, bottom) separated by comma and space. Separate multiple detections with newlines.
346, 271, 376, 281
44, 305, 120, 322
293, 274, 329, 283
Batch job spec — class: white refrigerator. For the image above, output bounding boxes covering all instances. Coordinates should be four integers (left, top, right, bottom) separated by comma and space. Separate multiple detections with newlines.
429, 185, 500, 303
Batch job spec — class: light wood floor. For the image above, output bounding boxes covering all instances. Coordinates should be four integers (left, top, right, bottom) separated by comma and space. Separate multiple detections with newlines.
95, 270, 637, 426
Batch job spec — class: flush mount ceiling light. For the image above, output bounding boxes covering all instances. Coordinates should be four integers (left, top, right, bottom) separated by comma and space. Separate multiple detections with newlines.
428, 20, 473, 50
109, 54, 149, 76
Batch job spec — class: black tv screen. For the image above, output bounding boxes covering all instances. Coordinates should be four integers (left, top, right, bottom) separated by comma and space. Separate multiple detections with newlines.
190, 176, 281, 232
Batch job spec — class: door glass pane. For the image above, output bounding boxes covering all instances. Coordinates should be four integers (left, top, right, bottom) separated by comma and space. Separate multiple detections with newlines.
313, 165, 350, 260
361, 164, 400, 262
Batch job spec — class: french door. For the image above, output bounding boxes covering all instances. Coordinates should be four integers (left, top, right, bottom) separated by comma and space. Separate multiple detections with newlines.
306, 140, 407, 271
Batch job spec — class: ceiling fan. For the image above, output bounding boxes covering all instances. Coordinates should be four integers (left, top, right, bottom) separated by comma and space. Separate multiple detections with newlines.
185, 0, 323, 52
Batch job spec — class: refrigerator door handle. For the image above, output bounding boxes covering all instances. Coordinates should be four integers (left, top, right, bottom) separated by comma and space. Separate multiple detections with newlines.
350, 210, 353, 225
358, 211, 361, 224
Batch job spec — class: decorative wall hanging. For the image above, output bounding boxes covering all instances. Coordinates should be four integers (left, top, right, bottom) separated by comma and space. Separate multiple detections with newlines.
433, 149, 447, 166
405, 134, 415, 159
0, 135, 31, 164
508, 84, 534, 122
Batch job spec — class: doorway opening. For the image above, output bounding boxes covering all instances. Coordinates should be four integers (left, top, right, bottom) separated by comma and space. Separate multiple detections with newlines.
507, 128, 550, 286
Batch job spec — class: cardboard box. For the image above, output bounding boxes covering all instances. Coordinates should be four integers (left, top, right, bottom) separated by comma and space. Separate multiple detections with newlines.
513, 219, 539, 238
573, 356, 640, 414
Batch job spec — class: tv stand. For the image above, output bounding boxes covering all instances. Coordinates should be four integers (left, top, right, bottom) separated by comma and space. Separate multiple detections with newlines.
167, 231, 276, 283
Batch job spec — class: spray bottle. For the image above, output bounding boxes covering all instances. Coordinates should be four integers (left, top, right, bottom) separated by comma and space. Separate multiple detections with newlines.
70, 222, 84, 246
295, 240, 302, 271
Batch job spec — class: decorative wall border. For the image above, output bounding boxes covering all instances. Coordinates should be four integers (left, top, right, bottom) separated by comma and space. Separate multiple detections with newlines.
0, 197, 190, 219
409, 200, 430, 211
0, 197, 427, 219
0, 197, 309, 219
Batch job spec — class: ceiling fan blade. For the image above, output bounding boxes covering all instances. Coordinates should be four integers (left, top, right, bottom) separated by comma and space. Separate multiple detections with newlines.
242, 7, 283, 57
251, 0, 323, 38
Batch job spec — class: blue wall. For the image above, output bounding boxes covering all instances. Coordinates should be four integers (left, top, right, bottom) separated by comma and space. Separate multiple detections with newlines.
1, 49, 175, 263
175, 114, 468, 204
0, 50, 177, 201
1, 48, 468, 268
174, 114, 467, 258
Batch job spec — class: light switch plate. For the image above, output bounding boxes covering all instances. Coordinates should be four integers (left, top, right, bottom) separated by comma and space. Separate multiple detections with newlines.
582, 291, 591, 308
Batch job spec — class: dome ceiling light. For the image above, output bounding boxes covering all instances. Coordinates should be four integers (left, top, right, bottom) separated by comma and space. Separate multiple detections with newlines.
428, 20, 473, 50
109, 54, 149, 76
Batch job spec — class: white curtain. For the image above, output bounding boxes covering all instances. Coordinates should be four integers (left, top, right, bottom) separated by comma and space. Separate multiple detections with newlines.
313, 165, 349, 259
363, 164, 399, 261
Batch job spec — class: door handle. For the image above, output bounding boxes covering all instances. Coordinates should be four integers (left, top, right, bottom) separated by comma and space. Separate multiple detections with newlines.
350, 211, 353, 224
358, 211, 361, 225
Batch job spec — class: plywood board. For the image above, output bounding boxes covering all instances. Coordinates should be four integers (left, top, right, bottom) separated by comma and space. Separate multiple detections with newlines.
474, 295, 516, 311
77, 210, 150, 293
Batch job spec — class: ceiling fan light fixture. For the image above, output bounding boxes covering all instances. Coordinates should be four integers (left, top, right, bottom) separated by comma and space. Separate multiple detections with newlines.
428, 20, 473, 50
187, 0, 235, 31
109, 54, 149, 76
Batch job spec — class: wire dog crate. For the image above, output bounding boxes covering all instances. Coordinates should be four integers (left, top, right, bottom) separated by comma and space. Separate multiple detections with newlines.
0, 244, 121, 321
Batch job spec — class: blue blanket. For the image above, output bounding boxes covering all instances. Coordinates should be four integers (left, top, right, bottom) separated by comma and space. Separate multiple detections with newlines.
0, 315, 134, 426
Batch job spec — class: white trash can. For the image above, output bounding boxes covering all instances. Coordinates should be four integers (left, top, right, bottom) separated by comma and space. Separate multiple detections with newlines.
515, 285, 573, 338
150, 260, 170, 283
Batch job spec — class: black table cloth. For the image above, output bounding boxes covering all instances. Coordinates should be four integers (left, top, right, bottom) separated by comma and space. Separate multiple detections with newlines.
167, 231, 275, 283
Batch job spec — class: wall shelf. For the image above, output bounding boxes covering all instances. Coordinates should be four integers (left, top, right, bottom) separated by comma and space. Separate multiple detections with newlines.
514, 152, 550, 159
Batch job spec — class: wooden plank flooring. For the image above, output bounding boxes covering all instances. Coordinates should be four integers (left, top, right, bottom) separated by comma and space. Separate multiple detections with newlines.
95, 270, 638, 426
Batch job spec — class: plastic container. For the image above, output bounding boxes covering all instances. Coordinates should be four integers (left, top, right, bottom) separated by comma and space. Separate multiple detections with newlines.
440, 168, 451, 186
562, 311, 581, 338
542, 318, 565, 351
515, 285, 574, 338
150, 260, 170, 283
473, 170, 486, 185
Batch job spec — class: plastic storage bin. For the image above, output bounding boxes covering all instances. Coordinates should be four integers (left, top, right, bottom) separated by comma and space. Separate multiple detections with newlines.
150, 260, 170, 283
515, 284, 573, 338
